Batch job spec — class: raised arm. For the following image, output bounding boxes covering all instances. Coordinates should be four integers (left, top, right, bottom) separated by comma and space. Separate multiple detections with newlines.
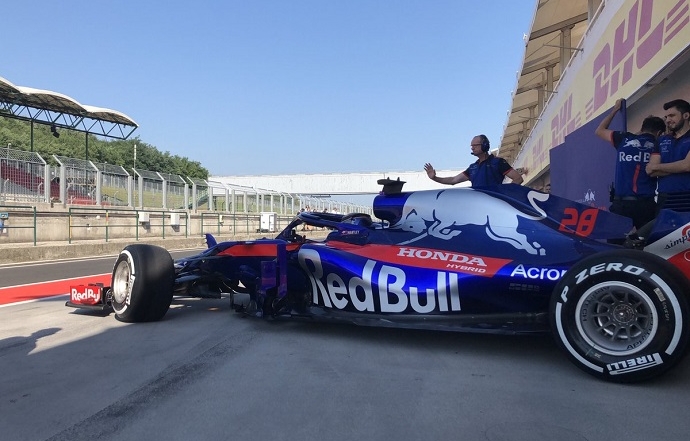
594, 98, 624, 143
424, 163, 468, 185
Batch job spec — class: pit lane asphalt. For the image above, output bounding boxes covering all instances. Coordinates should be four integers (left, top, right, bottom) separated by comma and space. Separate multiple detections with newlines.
0, 249, 202, 288
2, 257, 690, 441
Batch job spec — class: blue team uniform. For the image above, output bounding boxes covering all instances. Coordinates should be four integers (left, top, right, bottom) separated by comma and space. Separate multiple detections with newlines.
610, 131, 657, 197
462, 154, 513, 187
607, 131, 657, 229
655, 131, 690, 194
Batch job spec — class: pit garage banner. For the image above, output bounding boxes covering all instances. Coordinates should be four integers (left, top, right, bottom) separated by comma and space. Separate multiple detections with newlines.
549, 102, 627, 209
514, 0, 690, 177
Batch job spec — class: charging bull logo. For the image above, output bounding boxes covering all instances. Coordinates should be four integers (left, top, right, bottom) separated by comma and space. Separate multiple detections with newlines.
392, 189, 549, 256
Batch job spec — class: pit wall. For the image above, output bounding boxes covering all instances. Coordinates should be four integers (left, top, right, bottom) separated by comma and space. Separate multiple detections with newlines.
0, 203, 291, 245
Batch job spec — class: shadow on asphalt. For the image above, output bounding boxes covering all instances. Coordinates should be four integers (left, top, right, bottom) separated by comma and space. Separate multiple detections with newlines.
48, 294, 690, 386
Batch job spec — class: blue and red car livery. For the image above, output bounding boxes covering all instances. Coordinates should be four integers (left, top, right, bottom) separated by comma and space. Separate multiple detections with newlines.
67, 181, 690, 383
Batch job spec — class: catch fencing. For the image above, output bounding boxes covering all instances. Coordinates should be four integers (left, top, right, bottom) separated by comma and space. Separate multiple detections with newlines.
0, 148, 50, 204
1, 146, 372, 216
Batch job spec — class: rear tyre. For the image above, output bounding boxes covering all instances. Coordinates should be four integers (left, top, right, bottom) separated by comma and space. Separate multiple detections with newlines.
550, 250, 690, 382
111, 244, 175, 322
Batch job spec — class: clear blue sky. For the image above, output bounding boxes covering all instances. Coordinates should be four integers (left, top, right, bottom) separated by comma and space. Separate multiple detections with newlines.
2, 1, 535, 177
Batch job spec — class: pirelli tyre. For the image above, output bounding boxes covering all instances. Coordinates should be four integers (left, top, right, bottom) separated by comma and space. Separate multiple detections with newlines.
550, 250, 690, 382
111, 244, 175, 323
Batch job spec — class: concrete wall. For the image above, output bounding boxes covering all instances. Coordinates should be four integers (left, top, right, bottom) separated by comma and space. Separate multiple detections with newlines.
0, 204, 293, 246
0, 231, 326, 265
0, 202, 338, 265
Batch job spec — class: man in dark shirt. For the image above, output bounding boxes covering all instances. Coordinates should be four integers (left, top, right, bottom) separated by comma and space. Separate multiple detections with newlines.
646, 99, 690, 209
424, 135, 523, 187
594, 98, 665, 229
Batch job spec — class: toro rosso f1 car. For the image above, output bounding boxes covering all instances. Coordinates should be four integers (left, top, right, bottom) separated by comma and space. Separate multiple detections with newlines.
67, 180, 690, 383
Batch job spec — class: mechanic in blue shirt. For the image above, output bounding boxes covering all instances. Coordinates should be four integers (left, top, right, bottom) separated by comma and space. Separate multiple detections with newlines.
424, 135, 523, 187
594, 98, 666, 229
646, 99, 690, 210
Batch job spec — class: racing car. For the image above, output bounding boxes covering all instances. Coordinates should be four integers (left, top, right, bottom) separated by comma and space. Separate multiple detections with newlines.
67, 180, 690, 383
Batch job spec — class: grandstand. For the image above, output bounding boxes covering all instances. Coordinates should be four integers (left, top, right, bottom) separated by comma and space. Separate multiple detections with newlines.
0, 74, 369, 214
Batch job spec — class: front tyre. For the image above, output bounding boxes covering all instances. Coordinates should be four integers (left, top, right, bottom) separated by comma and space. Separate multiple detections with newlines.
550, 250, 690, 382
111, 244, 175, 322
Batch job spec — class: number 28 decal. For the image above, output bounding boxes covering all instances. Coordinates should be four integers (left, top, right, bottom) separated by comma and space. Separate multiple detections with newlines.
558, 208, 598, 237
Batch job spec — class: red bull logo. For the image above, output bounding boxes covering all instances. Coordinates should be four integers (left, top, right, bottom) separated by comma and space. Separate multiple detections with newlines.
299, 248, 462, 314
392, 189, 548, 256
70, 285, 103, 305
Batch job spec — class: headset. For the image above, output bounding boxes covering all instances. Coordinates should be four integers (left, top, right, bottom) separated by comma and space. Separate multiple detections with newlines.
478, 134, 490, 152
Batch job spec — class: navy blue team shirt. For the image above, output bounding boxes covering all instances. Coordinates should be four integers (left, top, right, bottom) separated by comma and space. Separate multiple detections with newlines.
610, 131, 657, 197
654, 130, 690, 194
462, 154, 513, 187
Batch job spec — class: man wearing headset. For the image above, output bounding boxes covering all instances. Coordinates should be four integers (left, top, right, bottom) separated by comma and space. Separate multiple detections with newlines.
424, 134, 523, 187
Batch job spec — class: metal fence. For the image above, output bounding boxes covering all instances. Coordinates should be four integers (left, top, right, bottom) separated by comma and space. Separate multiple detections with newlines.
0, 204, 37, 245
95, 162, 131, 207
0, 146, 371, 215
54, 155, 97, 205
0, 148, 49, 203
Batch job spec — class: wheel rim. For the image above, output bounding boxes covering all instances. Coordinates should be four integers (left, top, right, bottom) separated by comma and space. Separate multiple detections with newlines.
112, 259, 134, 305
575, 281, 658, 356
